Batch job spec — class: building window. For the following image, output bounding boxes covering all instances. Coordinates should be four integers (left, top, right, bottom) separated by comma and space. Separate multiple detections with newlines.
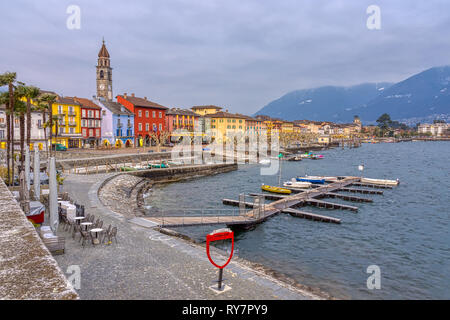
145, 123, 149, 131
138, 123, 142, 131
69, 127, 74, 134
0, 130, 4, 139
153, 124, 157, 132
152, 111, 156, 118
159, 112, 162, 118
82, 109, 86, 117
138, 110, 142, 117
159, 124, 162, 131
145, 111, 149, 118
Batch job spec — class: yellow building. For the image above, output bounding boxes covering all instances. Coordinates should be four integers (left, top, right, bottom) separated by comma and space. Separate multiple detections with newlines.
52, 97, 83, 148
191, 105, 223, 116
204, 111, 247, 143
281, 122, 294, 133
317, 135, 330, 144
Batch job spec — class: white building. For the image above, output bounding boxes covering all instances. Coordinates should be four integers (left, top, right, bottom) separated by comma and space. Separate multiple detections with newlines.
0, 105, 49, 151
418, 122, 449, 136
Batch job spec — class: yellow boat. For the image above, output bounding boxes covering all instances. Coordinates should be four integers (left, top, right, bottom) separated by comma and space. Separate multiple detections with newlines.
261, 185, 292, 194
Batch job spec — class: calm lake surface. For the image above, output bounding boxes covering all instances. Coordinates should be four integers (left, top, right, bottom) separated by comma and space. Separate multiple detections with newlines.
145, 141, 450, 299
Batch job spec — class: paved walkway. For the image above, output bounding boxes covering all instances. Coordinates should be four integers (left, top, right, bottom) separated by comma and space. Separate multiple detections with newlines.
54, 173, 322, 300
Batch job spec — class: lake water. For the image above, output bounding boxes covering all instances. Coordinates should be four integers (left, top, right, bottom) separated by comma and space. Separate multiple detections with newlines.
145, 141, 450, 299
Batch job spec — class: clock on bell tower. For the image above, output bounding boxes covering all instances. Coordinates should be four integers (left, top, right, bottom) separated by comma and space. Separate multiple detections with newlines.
96, 38, 113, 101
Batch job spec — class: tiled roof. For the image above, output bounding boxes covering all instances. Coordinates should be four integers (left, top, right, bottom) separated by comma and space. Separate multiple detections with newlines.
204, 111, 247, 119
56, 97, 80, 105
191, 105, 222, 110
166, 108, 198, 116
101, 100, 134, 116
72, 97, 101, 110
118, 95, 168, 110
98, 41, 110, 58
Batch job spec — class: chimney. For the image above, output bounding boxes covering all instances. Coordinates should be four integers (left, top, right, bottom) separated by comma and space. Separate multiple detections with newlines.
131, 93, 135, 97
124, 93, 127, 98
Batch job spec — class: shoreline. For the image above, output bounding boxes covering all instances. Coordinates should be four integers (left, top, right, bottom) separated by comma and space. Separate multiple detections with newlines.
96, 168, 334, 300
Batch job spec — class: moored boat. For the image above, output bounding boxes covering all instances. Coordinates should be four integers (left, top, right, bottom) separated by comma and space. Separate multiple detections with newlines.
296, 176, 325, 184
305, 175, 338, 182
283, 179, 311, 189
261, 185, 292, 194
361, 177, 400, 186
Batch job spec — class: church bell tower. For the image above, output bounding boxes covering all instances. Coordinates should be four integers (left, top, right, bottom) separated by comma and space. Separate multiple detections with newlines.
96, 39, 113, 101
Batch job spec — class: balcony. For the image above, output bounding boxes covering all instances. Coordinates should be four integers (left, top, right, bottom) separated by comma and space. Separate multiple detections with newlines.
68, 122, 77, 126
68, 111, 76, 116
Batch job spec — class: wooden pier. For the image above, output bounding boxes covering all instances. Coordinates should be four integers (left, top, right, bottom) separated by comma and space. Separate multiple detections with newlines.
281, 208, 341, 224
143, 176, 396, 229
338, 188, 383, 195
322, 192, 373, 203
302, 199, 358, 212
350, 182, 393, 189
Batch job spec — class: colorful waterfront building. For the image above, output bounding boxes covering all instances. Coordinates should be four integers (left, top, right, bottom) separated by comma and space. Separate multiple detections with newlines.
240, 115, 263, 137
0, 104, 48, 151
191, 105, 222, 116
94, 98, 135, 148
72, 97, 102, 148
52, 96, 82, 148
117, 93, 167, 147
165, 108, 200, 142
204, 111, 247, 143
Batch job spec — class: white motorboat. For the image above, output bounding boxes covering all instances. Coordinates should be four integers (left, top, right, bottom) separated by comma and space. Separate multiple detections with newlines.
283, 178, 312, 189
361, 177, 400, 186
305, 175, 339, 182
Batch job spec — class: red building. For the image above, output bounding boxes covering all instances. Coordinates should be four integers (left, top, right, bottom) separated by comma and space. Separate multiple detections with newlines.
117, 93, 168, 147
73, 97, 102, 147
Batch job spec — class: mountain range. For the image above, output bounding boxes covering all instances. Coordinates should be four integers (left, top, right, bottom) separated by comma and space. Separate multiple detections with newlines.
255, 66, 450, 125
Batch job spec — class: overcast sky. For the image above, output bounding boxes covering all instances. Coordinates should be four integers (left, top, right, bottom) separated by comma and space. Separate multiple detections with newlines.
1, 0, 450, 114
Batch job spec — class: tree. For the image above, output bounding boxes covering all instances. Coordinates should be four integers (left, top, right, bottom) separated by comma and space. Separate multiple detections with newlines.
22, 86, 40, 147
39, 93, 57, 157
376, 113, 392, 130
0, 72, 17, 186
35, 99, 50, 158
149, 130, 171, 153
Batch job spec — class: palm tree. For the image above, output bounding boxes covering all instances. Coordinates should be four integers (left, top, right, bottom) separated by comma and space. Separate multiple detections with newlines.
22, 86, 40, 148
0, 72, 17, 186
35, 99, 50, 158
15, 85, 30, 171
39, 93, 57, 158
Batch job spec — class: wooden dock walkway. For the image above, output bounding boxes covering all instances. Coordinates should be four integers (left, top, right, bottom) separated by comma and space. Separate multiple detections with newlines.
143, 176, 395, 228
281, 208, 341, 224
303, 199, 359, 211
322, 192, 373, 203
350, 182, 393, 189
338, 188, 383, 195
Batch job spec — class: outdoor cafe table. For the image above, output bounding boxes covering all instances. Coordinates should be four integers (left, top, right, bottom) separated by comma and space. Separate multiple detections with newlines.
90, 228, 104, 245
73, 216, 85, 225
80, 222, 92, 231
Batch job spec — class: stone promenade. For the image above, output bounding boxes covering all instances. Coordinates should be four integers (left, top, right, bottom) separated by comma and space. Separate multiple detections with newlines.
53, 173, 324, 300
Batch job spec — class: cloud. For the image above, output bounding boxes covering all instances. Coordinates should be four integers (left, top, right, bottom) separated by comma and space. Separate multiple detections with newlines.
1, 0, 450, 114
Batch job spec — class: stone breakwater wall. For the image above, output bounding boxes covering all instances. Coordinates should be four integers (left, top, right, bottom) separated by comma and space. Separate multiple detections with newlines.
129, 163, 237, 182
0, 178, 78, 300
56, 152, 172, 170
98, 163, 237, 217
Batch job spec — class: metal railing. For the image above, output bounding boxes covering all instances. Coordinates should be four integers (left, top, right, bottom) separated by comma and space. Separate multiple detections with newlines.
152, 208, 245, 227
